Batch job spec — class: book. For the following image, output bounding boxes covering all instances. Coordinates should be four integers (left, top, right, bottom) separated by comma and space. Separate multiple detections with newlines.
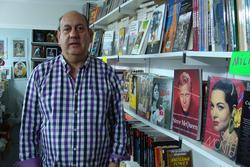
150, 76, 173, 129
137, 74, 154, 120
166, 150, 193, 167
161, 0, 181, 52
146, 3, 167, 54
171, 69, 202, 140
131, 19, 151, 54
173, 0, 192, 51
203, 76, 250, 160
102, 30, 114, 56
236, 91, 250, 166
127, 20, 139, 55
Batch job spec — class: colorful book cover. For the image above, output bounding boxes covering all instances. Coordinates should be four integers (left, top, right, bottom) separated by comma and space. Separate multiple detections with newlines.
150, 76, 173, 129
137, 74, 154, 120
213, 0, 227, 51
172, 69, 202, 140
146, 3, 167, 54
203, 76, 249, 160
127, 20, 139, 55
173, 0, 193, 51
102, 30, 114, 56
166, 150, 193, 167
161, 0, 181, 52
236, 91, 250, 166
173, 11, 192, 51
131, 19, 151, 55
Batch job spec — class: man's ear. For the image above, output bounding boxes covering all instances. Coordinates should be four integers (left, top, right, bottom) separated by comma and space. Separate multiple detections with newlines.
88, 28, 93, 42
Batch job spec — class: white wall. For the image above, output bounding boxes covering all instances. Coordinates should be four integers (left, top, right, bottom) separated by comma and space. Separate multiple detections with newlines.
0, 0, 83, 114
0, 0, 83, 30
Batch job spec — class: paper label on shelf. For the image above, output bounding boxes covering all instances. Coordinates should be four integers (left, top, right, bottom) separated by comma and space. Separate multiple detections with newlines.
102, 56, 107, 63
229, 52, 250, 76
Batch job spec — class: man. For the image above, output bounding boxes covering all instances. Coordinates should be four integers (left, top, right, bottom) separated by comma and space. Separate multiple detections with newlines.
174, 71, 198, 117
18, 11, 128, 167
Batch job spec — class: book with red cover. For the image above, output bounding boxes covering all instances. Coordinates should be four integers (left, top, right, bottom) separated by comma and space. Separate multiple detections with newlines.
171, 69, 202, 140
203, 76, 249, 160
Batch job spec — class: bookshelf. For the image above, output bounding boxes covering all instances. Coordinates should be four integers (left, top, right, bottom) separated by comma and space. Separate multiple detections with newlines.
31, 29, 61, 69
89, 0, 249, 166
124, 105, 239, 167
90, 0, 149, 28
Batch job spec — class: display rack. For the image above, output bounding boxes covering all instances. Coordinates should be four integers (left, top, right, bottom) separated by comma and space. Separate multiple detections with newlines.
89, 0, 244, 166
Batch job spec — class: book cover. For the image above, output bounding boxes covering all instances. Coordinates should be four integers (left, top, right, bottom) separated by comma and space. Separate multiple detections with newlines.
127, 20, 139, 55
146, 3, 167, 54
161, 0, 181, 52
236, 91, 250, 166
213, 0, 228, 51
173, 0, 193, 51
166, 150, 193, 167
203, 76, 249, 160
137, 74, 154, 120
150, 76, 173, 129
172, 69, 202, 140
131, 19, 151, 55
102, 30, 114, 56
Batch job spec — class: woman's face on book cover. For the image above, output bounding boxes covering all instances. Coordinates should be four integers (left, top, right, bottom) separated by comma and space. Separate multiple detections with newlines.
210, 90, 231, 132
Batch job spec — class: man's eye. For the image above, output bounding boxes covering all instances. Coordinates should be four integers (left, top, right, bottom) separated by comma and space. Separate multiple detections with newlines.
77, 26, 84, 32
63, 27, 70, 32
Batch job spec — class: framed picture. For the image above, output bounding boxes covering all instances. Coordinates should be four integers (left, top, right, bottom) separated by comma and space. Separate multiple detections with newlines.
32, 45, 45, 58
0, 66, 11, 80
13, 61, 27, 79
13, 39, 25, 57
46, 47, 57, 58
0, 38, 7, 59
33, 30, 57, 43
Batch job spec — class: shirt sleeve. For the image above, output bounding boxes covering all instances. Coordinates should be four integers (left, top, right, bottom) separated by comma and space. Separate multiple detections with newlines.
19, 70, 42, 165
108, 70, 129, 163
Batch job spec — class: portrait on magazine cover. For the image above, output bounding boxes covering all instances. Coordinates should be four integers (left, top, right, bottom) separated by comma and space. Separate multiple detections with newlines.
203, 76, 248, 160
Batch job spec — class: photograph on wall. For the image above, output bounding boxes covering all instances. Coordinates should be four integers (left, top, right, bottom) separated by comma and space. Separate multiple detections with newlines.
13, 61, 27, 79
0, 38, 7, 59
13, 40, 25, 57
0, 66, 11, 80
46, 47, 57, 58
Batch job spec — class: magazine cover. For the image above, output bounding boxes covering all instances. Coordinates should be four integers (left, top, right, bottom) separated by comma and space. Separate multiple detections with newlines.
102, 30, 114, 56
167, 150, 193, 167
150, 76, 173, 129
236, 91, 250, 166
146, 3, 167, 54
172, 69, 202, 140
203, 76, 249, 160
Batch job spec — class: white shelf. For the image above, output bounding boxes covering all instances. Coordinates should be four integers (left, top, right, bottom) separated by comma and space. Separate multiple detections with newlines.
31, 42, 58, 46
90, 0, 150, 28
123, 105, 239, 167
31, 57, 47, 62
185, 51, 232, 58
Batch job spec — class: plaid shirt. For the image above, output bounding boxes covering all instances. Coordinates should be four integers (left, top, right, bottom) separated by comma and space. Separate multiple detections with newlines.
19, 55, 127, 167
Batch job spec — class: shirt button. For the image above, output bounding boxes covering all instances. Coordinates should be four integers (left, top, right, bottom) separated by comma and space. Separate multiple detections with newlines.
74, 128, 77, 132
74, 110, 77, 114
73, 147, 76, 151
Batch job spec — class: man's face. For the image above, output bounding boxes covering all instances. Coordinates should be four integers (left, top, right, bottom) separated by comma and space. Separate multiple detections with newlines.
179, 84, 191, 112
57, 12, 92, 59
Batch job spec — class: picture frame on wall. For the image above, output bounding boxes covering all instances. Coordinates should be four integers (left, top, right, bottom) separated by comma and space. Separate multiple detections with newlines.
13, 39, 26, 57
46, 47, 57, 58
13, 61, 27, 79
0, 38, 8, 59
0, 66, 12, 80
